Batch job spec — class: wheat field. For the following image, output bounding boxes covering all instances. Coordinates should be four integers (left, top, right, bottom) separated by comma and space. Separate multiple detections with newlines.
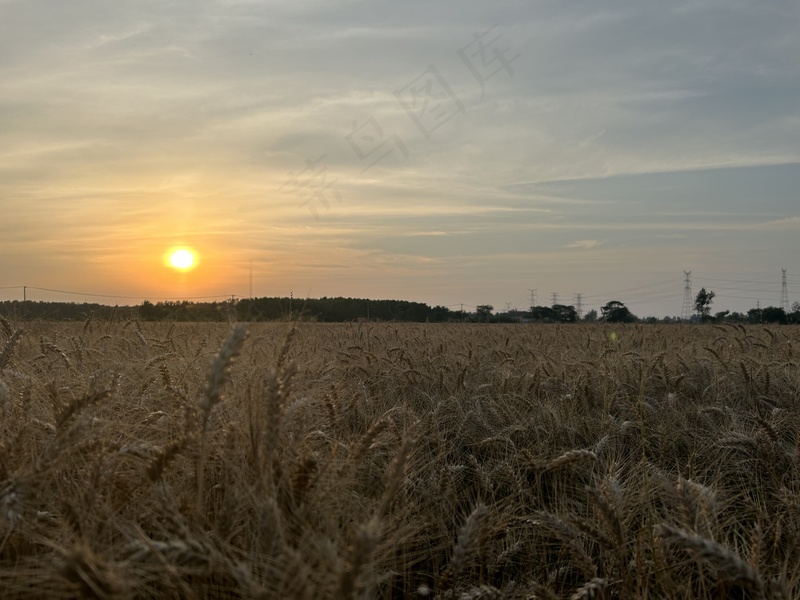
1, 316, 799, 599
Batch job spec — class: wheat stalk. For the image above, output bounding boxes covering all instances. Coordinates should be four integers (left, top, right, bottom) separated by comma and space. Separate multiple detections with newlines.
199, 325, 248, 426
0, 329, 22, 370
0, 316, 13, 337
655, 524, 765, 596
570, 577, 608, 600
339, 516, 380, 599
545, 449, 598, 471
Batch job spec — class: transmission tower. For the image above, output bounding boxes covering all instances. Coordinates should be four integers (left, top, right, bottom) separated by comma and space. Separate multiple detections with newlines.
780, 268, 790, 312
528, 289, 537, 309
575, 293, 583, 319
681, 270, 693, 321
551, 292, 559, 306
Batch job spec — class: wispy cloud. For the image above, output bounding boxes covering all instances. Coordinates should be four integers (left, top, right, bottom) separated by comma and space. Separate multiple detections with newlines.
761, 216, 800, 228
0, 0, 798, 316
567, 240, 603, 250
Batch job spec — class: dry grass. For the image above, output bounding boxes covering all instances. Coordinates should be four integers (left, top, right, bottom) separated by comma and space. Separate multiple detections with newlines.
0, 319, 799, 598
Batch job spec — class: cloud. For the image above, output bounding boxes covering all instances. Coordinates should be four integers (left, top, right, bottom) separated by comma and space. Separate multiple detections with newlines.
567, 239, 603, 250
1, 0, 798, 316
761, 216, 800, 227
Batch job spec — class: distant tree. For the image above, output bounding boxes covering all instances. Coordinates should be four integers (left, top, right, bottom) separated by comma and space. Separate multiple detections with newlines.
694, 288, 716, 322
714, 310, 730, 321
583, 309, 598, 322
761, 306, 787, 324
552, 304, 578, 323
140, 300, 156, 320
601, 300, 636, 323
789, 304, 800, 324
430, 305, 452, 322
747, 307, 763, 323
476, 305, 493, 322
529, 305, 558, 322
492, 313, 519, 323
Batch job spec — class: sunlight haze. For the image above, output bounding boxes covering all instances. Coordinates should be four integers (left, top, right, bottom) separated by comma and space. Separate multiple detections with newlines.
1, 0, 798, 317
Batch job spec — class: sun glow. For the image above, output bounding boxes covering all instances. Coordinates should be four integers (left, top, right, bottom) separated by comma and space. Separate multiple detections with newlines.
165, 247, 198, 272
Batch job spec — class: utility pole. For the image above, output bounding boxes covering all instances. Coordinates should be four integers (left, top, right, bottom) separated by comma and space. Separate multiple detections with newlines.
780, 268, 790, 312
23, 286, 26, 302
681, 271, 693, 321
249, 259, 253, 299
575, 293, 583, 319
460, 303, 464, 322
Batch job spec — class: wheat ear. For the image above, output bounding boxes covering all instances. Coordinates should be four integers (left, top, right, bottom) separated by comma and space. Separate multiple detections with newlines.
655, 524, 764, 596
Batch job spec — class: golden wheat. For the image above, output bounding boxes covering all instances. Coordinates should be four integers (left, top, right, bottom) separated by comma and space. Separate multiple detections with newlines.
0, 320, 797, 597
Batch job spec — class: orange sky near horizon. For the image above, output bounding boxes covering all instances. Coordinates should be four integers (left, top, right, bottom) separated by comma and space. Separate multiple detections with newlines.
1, 1, 799, 316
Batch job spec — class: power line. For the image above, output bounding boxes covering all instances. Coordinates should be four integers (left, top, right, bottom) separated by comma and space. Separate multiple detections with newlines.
625, 292, 685, 305
694, 276, 800, 287
694, 282, 800, 293
11, 286, 240, 302
26, 286, 132, 299
697, 284, 776, 292
585, 284, 677, 302
587, 277, 681, 300
715, 293, 776, 302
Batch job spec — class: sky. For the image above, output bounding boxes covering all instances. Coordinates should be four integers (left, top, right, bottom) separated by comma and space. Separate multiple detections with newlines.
1, 0, 799, 318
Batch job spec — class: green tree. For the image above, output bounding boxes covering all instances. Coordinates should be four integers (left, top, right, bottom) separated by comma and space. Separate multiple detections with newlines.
476, 305, 493, 322
601, 301, 636, 323
583, 309, 598, 322
761, 306, 786, 324
747, 307, 763, 323
529, 306, 556, 322
552, 304, 578, 323
430, 305, 452, 322
694, 288, 716, 322
790, 302, 800, 324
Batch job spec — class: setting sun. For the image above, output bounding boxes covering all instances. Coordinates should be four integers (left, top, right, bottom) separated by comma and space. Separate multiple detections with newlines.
165, 247, 198, 272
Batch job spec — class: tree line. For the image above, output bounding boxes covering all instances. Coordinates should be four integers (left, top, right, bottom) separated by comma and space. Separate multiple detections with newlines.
0, 293, 798, 323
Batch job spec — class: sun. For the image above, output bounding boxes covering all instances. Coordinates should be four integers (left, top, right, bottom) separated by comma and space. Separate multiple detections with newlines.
170, 249, 194, 269
165, 246, 198, 272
